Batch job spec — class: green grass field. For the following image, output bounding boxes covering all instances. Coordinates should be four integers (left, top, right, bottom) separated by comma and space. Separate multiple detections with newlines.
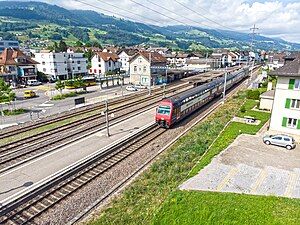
152, 191, 300, 225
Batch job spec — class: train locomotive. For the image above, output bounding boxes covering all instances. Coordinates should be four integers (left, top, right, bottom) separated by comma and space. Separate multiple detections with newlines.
155, 68, 249, 128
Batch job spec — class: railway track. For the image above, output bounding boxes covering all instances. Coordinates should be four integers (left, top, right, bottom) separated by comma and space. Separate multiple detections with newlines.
0, 67, 260, 225
0, 81, 188, 141
0, 83, 192, 172
0, 124, 165, 225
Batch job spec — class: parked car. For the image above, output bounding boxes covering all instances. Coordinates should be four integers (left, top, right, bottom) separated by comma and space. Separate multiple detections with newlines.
263, 134, 296, 150
134, 84, 147, 89
27, 79, 42, 86
126, 85, 138, 91
24, 90, 36, 98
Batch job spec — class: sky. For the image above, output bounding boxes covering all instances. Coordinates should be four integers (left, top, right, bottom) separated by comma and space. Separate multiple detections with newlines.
6, 0, 300, 43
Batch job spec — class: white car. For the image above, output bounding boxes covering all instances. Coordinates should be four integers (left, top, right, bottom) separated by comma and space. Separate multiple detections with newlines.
27, 80, 42, 86
126, 85, 138, 91
134, 84, 147, 89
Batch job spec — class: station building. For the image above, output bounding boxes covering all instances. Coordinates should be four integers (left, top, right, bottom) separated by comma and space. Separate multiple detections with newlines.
269, 54, 300, 136
129, 51, 167, 86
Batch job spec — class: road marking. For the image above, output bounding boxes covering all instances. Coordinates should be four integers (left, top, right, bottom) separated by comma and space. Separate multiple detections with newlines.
284, 171, 298, 198
250, 168, 267, 194
216, 166, 239, 191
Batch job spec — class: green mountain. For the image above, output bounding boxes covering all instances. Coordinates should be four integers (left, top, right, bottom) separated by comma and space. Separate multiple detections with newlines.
0, 1, 299, 51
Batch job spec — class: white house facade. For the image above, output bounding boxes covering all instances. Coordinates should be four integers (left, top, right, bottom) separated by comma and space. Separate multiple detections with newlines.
90, 52, 121, 76
34, 51, 88, 80
129, 51, 167, 86
269, 57, 300, 136
117, 49, 138, 74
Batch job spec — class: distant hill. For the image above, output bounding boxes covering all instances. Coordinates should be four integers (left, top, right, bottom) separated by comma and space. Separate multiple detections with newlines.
0, 1, 299, 51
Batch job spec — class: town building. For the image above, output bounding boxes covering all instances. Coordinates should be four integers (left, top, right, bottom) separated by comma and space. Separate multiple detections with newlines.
269, 55, 300, 136
34, 51, 88, 80
0, 48, 38, 85
129, 51, 167, 86
0, 40, 19, 52
267, 53, 286, 70
89, 52, 121, 76
117, 48, 139, 74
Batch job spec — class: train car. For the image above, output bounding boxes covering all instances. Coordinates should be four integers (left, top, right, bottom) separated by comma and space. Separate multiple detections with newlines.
155, 68, 249, 128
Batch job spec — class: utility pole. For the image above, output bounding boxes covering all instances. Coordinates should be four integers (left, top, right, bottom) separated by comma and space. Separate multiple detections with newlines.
223, 66, 228, 103
250, 24, 259, 52
148, 52, 151, 96
249, 24, 259, 85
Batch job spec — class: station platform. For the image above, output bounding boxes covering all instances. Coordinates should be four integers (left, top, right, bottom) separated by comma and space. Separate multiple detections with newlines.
0, 108, 156, 204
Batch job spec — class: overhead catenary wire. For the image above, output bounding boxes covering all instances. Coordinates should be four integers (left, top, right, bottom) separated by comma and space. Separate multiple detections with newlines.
94, 0, 160, 25
173, 0, 240, 32
144, 0, 215, 30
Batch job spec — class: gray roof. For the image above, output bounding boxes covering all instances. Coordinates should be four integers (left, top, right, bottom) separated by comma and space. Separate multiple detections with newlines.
270, 59, 300, 77
260, 90, 275, 99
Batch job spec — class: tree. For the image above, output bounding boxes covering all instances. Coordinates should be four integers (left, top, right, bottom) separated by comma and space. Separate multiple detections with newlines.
0, 78, 15, 103
55, 79, 65, 95
0, 78, 16, 114
58, 40, 68, 52
74, 76, 85, 92
84, 49, 94, 62
75, 41, 83, 47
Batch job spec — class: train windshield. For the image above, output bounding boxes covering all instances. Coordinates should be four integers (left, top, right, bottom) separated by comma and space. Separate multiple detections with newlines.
157, 105, 171, 115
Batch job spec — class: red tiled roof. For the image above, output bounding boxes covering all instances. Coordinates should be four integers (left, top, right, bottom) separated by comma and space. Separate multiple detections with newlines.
0, 48, 39, 65
129, 51, 167, 63
96, 52, 119, 62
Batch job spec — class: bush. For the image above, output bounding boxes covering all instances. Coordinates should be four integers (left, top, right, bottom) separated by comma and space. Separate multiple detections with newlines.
246, 89, 260, 100
3, 108, 27, 116
240, 105, 246, 113
51, 92, 78, 100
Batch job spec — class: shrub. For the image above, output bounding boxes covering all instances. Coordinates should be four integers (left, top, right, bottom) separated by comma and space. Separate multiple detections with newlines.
3, 108, 27, 116
240, 105, 246, 113
246, 89, 260, 100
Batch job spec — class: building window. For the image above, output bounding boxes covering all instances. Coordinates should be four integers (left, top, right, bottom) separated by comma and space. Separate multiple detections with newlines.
138, 57, 142, 63
134, 66, 137, 72
94, 69, 97, 73
77, 61, 80, 64
73, 67, 75, 70
43, 68, 46, 72
99, 64, 101, 67
295, 79, 300, 89
64, 61, 67, 64
54, 69, 57, 73
291, 99, 300, 109
143, 66, 147, 72
109, 61, 111, 67
287, 118, 297, 128
78, 67, 81, 70
42, 61, 45, 65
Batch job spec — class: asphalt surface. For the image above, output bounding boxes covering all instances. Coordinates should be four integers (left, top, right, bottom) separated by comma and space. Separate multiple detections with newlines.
0, 79, 144, 127
180, 130, 300, 199
0, 108, 156, 203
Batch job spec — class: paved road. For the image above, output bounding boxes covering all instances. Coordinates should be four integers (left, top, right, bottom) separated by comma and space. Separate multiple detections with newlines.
0, 79, 149, 127
0, 108, 156, 203
180, 133, 300, 199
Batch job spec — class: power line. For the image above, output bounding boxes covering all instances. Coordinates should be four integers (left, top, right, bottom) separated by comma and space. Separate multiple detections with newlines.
94, 0, 160, 25
145, 0, 214, 30
74, 0, 153, 25
173, 0, 238, 32
128, 0, 192, 27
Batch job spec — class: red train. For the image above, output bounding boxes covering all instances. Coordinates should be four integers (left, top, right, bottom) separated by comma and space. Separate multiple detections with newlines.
155, 68, 249, 128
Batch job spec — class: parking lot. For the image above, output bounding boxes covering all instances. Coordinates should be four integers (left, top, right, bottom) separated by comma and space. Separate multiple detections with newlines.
180, 133, 300, 199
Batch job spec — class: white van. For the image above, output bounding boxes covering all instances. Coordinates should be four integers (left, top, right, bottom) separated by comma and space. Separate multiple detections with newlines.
27, 79, 42, 86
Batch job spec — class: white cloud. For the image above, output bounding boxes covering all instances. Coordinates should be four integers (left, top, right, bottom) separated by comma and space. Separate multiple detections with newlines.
9, 0, 300, 43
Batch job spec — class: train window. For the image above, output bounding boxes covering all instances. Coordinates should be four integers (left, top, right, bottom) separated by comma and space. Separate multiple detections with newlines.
157, 106, 171, 115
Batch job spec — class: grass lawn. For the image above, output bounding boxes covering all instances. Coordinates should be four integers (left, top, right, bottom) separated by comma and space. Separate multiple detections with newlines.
87, 89, 300, 225
152, 191, 300, 225
88, 94, 246, 225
